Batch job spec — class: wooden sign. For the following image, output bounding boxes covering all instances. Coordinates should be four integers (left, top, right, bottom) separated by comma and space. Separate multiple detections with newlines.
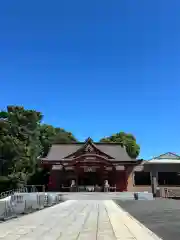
83, 166, 99, 172
115, 165, 125, 170
105, 167, 113, 171
65, 166, 74, 171
52, 165, 62, 170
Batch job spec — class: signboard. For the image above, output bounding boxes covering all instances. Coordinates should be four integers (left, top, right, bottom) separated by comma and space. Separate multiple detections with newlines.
115, 165, 125, 171
65, 166, 74, 171
134, 165, 144, 171
52, 165, 62, 170
83, 166, 99, 172
105, 167, 113, 171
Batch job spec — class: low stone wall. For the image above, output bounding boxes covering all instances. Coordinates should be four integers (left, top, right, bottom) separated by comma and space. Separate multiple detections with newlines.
159, 187, 180, 198
128, 186, 152, 193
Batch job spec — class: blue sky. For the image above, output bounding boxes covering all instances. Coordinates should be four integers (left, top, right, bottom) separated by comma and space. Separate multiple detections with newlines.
0, 0, 180, 159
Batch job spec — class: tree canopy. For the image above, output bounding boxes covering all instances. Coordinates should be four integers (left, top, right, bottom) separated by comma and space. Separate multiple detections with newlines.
99, 132, 140, 158
0, 106, 140, 191
39, 125, 77, 157
0, 106, 77, 191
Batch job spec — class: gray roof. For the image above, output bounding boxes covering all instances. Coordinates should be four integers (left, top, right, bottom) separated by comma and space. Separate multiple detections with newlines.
154, 152, 180, 159
145, 152, 180, 164
42, 142, 135, 162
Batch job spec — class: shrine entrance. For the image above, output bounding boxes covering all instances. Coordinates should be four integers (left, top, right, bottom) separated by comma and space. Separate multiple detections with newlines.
78, 171, 102, 186
74, 163, 115, 191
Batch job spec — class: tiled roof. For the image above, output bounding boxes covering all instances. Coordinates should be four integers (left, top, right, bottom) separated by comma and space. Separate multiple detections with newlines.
146, 159, 180, 164
42, 141, 136, 162
145, 152, 180, 164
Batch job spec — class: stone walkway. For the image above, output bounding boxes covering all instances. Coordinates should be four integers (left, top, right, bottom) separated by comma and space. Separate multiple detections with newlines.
0, 200, 162, 240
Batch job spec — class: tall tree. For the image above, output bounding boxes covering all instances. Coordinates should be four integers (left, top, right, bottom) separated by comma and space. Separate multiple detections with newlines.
39, 124, 57, 157
39, 125, 77, 157
0, 106, 42, 186
100, 132, 140, 158
53, 128, 77, 144
0, 106, 78, 191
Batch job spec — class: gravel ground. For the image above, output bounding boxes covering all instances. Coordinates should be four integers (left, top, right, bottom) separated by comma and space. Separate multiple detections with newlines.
115, 199, 180, 240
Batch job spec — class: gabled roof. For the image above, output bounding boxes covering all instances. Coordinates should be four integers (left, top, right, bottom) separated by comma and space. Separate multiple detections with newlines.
154, 152, 180, 159
42, 137, 136, 162
146, 152, 180, 164
64, 137, 115, 159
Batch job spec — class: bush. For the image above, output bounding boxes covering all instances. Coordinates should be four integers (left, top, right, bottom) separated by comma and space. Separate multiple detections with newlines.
0, 176, 15, 193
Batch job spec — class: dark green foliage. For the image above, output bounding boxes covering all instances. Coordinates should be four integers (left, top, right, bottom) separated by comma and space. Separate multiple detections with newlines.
0, 106, 43, 188
53, 128, 77, 144
39, 125, 77, 157
39, 124, 57, 157
0, 106, 77, 191
100, 132, 140, 158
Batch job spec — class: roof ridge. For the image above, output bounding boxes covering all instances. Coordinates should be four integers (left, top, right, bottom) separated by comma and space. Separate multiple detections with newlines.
52, 142, 125, 145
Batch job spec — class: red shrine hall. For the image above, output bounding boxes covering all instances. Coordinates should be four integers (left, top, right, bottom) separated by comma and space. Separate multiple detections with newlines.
41, 138, 141, 192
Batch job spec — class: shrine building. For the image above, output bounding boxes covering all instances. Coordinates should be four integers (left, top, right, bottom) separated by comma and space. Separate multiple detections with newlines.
41, 137, 142, 192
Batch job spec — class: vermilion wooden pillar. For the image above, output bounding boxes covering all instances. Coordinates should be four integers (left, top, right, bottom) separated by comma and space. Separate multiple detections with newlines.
48, 169, 56, 191
48, 168, 61, 191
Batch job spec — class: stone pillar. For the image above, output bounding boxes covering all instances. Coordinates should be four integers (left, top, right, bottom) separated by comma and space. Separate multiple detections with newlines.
151, 170, 158, 196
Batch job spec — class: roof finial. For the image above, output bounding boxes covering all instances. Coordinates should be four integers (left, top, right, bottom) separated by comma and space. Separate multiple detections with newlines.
85, 137, 93, 143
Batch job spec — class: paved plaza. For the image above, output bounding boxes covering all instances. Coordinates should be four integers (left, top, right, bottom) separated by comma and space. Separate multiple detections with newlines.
0, 200, 161, 240
116, 199, 180, 240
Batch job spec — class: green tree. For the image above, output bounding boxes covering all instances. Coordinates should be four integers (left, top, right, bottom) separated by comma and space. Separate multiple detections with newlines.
39, 125, 77, 157
0, 106, 78, 191
0, 105, 79, 191
39, 124, 57, 157
0, 106, 42, 187
53, 128, 77, 144
100, 132, 140, 158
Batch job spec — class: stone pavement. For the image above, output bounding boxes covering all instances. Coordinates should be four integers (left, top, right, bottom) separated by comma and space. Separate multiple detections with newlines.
115, 199, 180, 240
0, 200, 162, 240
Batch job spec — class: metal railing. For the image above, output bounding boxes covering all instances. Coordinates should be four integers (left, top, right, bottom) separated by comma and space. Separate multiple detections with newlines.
0, 190, 62, 221
0, 185, 46, 200
0, 188, 27, 200
61, 185, 117, 192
